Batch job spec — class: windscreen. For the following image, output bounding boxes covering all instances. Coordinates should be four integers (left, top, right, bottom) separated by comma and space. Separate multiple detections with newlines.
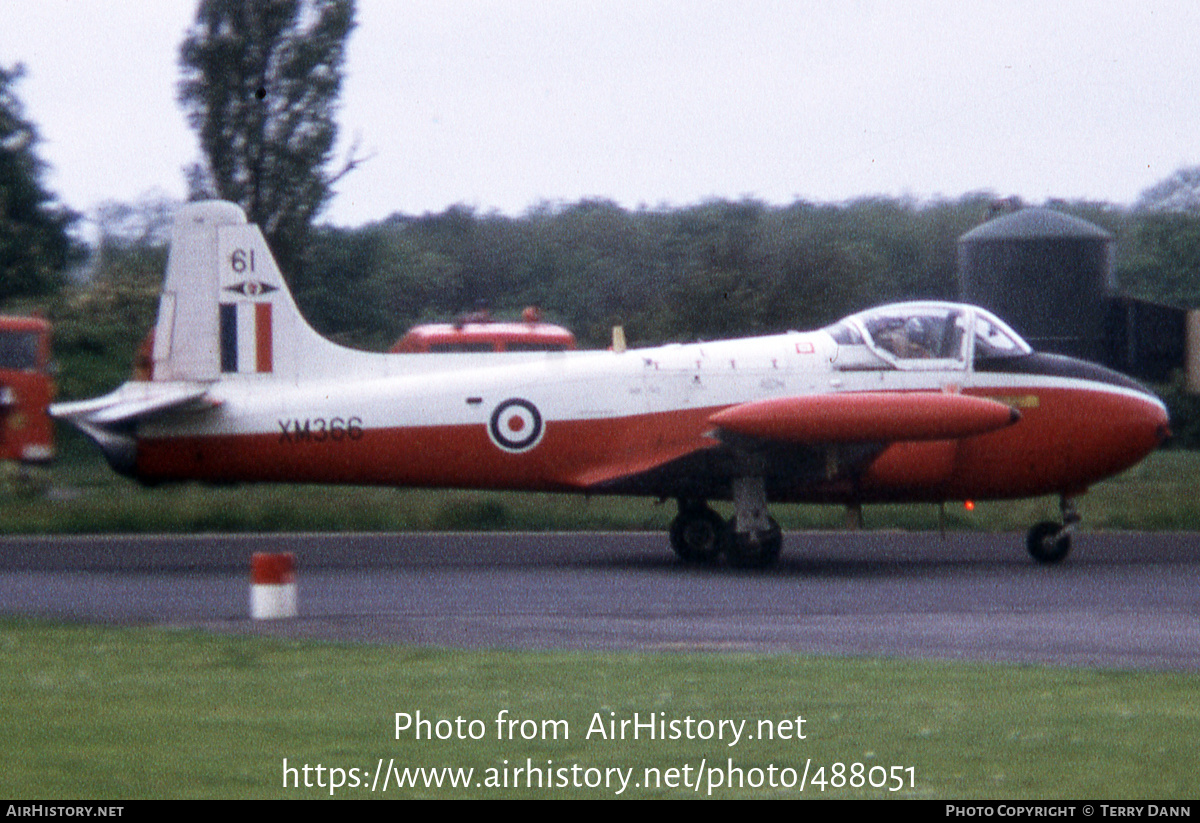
0, 331, 40, 371
973, 313, 1032, 360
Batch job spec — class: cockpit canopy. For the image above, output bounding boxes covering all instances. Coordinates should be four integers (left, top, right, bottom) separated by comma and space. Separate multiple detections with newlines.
824, 302, 1032, 371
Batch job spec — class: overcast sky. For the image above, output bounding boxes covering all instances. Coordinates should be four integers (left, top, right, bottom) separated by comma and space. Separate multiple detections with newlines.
3, 0, 1199, 231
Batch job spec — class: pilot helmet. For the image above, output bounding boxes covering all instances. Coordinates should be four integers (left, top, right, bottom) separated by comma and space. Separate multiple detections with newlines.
904, 316, 927, 340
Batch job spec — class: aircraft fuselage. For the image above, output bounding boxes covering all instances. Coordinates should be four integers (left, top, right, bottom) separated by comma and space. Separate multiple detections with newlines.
130, 330, 1167, 506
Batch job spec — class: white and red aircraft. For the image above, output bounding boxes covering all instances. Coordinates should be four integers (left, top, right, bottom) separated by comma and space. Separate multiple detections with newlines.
54, 201, 1170, 566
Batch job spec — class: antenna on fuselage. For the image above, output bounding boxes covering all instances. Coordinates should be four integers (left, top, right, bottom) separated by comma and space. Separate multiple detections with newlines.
612, 326, 627, 354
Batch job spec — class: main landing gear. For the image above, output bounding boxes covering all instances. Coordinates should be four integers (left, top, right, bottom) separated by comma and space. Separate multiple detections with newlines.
1025, 496, 1080, 565
669, 478, 783, 569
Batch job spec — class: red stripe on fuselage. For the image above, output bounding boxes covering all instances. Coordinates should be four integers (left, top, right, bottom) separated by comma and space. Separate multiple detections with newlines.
134, 407, 721, 491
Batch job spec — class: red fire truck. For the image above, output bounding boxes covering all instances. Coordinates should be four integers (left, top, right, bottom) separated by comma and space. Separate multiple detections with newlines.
0, 315, 55, 464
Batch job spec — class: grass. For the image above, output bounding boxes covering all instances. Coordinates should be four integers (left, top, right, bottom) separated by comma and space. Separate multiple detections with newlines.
2, 449, 1199, 535
2, 618, 1197, 799
4, 451, 1198, 799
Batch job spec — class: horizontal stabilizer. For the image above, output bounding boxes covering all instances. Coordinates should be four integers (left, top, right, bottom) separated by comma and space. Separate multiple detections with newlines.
709, 392, 1020, 444
50, 383, 216, 478
51, 383, 213, 426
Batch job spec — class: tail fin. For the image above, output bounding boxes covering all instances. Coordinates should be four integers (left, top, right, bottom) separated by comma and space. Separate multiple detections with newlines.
152, 200, 335, 383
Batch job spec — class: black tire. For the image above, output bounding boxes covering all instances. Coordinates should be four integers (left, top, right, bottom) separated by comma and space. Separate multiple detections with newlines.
724, 516, 783, 569
669, 505, 726, 564
1027, 520, 1071, 565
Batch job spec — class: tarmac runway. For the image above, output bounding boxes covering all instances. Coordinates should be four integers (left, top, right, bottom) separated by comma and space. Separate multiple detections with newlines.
1, 531, 1198, 669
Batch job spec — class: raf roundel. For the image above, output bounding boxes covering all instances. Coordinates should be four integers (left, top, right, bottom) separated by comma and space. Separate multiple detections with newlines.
224, 280, 278, 298
488, 398, 544, 453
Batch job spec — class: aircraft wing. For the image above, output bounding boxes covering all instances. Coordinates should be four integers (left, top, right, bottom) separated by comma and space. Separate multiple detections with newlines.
708, 391, 1019, 443
575, 391, 1019, 498
568, 440, 722, 489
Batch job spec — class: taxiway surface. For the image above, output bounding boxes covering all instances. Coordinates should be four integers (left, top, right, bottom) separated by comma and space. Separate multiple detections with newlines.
1, 531, 1198, 669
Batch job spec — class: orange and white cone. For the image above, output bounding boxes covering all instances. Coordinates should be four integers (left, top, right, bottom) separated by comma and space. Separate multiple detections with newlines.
250, 552, 297, 619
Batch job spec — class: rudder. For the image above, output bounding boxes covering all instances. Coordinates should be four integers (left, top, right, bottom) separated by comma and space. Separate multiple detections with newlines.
152, 201, 334, 384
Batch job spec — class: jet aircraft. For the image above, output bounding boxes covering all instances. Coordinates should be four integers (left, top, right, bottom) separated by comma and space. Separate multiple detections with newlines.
53, 202, 1170, 567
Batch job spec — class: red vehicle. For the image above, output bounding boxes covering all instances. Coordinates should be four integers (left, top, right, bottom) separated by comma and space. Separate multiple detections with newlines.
0, 315, 54, 464
390, 307, 576, 354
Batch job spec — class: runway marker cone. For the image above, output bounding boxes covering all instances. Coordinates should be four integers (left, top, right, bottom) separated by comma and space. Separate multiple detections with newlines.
250, 552, 296, 619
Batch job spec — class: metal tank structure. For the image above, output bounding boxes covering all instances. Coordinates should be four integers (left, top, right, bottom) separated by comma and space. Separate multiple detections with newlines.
958, 207, 1115, 361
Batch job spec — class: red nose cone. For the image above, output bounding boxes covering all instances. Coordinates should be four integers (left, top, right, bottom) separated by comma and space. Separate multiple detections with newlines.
1088, 393, 1170, 481
1136, 396, 1170, 445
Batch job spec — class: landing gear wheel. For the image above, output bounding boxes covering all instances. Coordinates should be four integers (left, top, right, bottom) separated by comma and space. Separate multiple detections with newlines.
669, 504, 726, 564
724, 516, 783, 569
1027, 520, 1071, 565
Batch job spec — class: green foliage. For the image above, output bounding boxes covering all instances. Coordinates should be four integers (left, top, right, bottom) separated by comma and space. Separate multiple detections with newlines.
0, 63, 79, 305
1151, 370, 1200, 450
300, 194, 1000, 350
178, 0, 358, 280
48, 253, 163, 401
1136, 166, 1200, 213
43, 165, 1200, 413
1121, 211, 1200, 307
292, 223, 398, 348
47, 199, 169, 400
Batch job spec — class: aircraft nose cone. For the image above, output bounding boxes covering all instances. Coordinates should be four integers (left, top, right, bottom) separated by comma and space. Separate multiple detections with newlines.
1069, 389, 1170, 486
999, 353, 1170, 473
1149, 398, 1171, 445
1123, 391, 1171, 459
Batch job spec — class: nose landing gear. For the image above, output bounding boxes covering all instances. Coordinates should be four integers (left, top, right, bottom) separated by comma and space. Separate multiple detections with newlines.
1025, 496, 1080, 565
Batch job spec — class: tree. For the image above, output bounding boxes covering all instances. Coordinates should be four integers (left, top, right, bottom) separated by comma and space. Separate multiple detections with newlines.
42, 194, 188, 403
1137, 166, 1200, 213
178, 0, 358, 280
1123, 167, 1200, 305
0, 63, 77, 306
